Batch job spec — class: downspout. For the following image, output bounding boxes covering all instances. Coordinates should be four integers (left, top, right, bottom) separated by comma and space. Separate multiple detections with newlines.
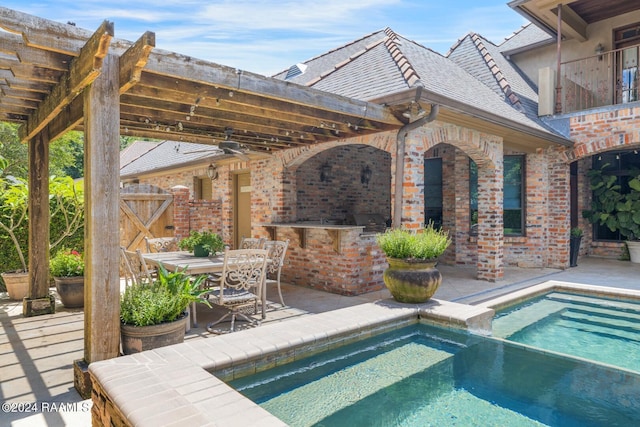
392, 102, 439, 229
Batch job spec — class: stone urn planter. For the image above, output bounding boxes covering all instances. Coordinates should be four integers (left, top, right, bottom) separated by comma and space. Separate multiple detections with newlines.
121, 314, 188, 355
1, 271, 29, 301
383, 258, 442, 303
376, 224, 451, 304
53, 276, 84, 308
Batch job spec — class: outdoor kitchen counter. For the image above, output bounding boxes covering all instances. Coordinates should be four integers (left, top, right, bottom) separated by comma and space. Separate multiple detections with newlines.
260, 223, 366, 254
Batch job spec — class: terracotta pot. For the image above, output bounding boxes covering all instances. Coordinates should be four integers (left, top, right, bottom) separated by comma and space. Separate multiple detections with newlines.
1, 271, 29, 301
383, 257, 442, 303
120, 315, 187, 355
53, 276, 84, 308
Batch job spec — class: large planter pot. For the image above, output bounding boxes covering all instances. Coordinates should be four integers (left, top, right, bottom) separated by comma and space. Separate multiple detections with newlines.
53, 276, 84, 308
569, 236, 582, 267
383, 258, 442, 303
120, 314, 187, 355
1, 271, 29, 301
627, 241, 640, 264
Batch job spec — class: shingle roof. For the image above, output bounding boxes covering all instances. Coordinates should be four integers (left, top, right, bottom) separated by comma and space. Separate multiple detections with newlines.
120, 141, 159, 168
499, 23, 554, 54
120, 140, 221, 177
274, 26, 566, 142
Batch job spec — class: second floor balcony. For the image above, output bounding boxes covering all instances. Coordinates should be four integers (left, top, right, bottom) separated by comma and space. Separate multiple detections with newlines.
559, 43, 640, 114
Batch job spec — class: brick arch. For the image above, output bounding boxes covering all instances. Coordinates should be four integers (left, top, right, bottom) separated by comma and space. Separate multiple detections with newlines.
279, 130, 396, 170
564, 141, 640, 163
413, 123, 502, 167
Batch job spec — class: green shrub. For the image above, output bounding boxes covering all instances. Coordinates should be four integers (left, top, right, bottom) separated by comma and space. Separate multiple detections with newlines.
376, 223, 451, 260
120, 264, 209, 327
178, 230, 224, 253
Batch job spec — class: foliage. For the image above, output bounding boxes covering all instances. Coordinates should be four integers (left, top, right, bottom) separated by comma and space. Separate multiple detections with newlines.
0, 175, 84, 272
582, 164, 640, 240
50, 249, 84, 277
178, 230, 225, 254
376, 223, 452, 260
120, 264, 210, 327
570, 227, 583, 238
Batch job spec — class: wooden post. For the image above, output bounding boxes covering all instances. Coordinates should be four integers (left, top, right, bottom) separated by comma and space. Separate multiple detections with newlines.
23, 130, 55, 316
555, 4, 563, 114
81, 53, 121, 363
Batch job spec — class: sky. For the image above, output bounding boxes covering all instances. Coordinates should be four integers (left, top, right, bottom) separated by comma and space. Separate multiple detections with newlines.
3, 1, 529, 77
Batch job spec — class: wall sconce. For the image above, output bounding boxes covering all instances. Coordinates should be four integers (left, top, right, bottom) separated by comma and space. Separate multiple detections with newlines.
206, 163, 218, 180
320, 162, 332, 182
595, 43, 604, 61
361, 164, 372, 185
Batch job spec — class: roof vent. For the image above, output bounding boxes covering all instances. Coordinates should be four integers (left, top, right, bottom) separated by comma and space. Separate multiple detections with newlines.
285, 63, 307, 80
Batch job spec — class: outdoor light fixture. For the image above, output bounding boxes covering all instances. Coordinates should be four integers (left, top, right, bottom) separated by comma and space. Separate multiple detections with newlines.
361, 164, 372, 185
595, 43, 604, 60
207, 163, 218, 180
320, 162, 332, 182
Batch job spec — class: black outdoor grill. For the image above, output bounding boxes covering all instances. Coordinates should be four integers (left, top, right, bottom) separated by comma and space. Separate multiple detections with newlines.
345, 214, 388, 233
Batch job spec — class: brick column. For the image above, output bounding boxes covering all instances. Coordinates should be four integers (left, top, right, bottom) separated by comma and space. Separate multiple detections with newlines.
171, 185, 190, 240
476, 155, 504, 281
401, 135, 426, 229
547, 148, 571, 268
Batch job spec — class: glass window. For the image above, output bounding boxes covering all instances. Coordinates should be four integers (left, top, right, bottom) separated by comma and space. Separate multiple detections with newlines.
424, 158, 443, 228
469, 155, 525, 235
592, 150, 640, 241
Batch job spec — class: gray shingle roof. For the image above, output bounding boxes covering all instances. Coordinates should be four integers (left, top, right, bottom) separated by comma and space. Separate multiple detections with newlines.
120, 140, 221, 177
499, 23, 553, 54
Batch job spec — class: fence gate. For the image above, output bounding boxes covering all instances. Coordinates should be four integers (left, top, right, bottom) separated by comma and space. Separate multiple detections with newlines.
120, 184, 174, 251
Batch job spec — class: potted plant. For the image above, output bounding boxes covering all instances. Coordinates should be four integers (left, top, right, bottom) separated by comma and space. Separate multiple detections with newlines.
49, 249, 85, 308
582, 164, 640, 263
120, 263, 209, 354
569, 227, 583, 267
376, 223, 452, 303
178, 230, 224, 257
0, 176, 84, 300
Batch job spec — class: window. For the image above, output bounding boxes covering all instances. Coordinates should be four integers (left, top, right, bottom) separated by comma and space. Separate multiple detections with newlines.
592, 150, 640, 241
470, 155, 525, 235
424, 158, 443, 228
614, 23, 640, 104
194, 176, 213, 200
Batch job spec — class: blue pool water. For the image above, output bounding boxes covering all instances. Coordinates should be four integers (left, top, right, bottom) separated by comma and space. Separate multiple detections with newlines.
492, 292, 640, 372
228, 324, 640, 426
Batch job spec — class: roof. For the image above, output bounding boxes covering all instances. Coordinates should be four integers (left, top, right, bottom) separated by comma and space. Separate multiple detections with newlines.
499, 23, 554, 55
120, 141, 159, 169
120, 140, 222, 178
274, 27, 571, 148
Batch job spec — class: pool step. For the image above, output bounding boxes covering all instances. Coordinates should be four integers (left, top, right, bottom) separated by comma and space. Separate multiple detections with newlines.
559, 311, 640, 342
492, 299, 565, 338
547, 292, 640, 315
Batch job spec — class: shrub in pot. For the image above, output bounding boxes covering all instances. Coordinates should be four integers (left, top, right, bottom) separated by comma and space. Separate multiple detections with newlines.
120, 264, 209, 354
178, 230, 224, 257
50, 249, 85, 308
376, 223, 452, 303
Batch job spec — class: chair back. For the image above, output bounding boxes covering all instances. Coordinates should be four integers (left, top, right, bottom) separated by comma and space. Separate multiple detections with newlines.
239, 237, 266, 249
264, 239, 289, 276
216, 249, 268, 301
121, 248, 154, 286
145, 237, 179, 253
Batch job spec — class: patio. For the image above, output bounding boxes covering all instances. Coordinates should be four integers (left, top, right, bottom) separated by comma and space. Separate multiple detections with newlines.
1, 257, 639, 426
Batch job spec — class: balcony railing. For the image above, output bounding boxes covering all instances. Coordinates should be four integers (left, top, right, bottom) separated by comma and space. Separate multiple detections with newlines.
560, 44, 640, 114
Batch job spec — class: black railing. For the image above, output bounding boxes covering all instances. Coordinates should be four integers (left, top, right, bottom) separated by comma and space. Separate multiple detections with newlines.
560, 44, 640, 114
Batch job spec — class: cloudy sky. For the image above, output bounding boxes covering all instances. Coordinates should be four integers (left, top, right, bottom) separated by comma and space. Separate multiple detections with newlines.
3, 1, 528, 76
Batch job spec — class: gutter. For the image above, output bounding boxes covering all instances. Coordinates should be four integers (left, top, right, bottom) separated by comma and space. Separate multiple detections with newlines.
392, 93, 439, 229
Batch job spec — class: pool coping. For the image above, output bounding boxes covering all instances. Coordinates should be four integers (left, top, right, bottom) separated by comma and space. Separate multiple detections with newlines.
477, 280, 640, 312
88, 297, 494, 427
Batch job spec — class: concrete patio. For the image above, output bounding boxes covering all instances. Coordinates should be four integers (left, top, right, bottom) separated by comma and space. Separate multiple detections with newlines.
1, 257, 640, 426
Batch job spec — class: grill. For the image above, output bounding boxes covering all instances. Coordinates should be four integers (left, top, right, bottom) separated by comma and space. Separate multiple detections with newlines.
345, 214, 388, 233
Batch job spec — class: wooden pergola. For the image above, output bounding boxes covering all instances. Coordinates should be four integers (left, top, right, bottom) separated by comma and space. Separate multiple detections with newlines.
0, 6, 402, 384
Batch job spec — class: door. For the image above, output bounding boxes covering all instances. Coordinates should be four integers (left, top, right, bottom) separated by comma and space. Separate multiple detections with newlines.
614, 23, 640, 103
234, 172, 252, 248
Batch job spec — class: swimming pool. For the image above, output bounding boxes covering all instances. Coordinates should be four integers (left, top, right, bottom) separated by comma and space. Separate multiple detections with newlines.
492, 291, 640, 372
228, 324, 640, 427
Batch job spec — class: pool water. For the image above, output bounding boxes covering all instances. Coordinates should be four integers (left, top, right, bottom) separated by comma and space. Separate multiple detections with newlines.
228, 324, 640, 427
493, 292, 640, 372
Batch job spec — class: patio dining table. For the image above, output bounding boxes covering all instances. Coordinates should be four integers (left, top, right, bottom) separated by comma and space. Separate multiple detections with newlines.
141, 251, 268, 326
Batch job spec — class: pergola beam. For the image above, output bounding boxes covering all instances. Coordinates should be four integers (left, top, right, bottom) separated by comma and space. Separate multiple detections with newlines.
19, 20, 114, 142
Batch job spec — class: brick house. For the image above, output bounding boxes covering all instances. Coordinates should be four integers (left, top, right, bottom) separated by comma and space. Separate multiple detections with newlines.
121, 1, 640, 295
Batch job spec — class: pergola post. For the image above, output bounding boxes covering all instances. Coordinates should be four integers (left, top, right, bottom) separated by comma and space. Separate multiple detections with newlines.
23, 130, 54, 316
74, 53, 121, 398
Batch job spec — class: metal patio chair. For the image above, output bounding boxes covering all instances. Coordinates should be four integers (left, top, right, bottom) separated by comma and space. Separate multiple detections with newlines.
145, 237, 179, 253
263, 239, 289, 308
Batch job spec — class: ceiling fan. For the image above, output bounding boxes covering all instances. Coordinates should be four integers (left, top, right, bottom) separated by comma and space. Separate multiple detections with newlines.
183, 128, 250, 161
